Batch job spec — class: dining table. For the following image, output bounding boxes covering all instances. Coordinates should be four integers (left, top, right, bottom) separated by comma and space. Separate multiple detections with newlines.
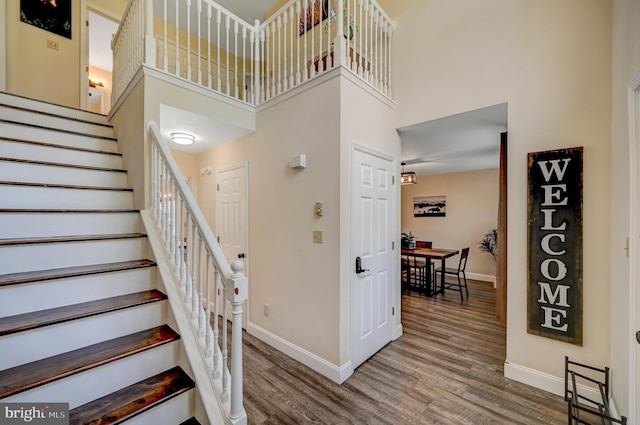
401, 247, 460, 296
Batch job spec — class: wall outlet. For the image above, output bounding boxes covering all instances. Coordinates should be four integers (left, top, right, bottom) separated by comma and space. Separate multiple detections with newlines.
264, 304, 269, 317
313, 230, 323, 243
47, 39, 59, 50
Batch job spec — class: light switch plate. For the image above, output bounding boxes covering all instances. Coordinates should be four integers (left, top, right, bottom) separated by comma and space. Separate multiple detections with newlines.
313, 230, 323, 243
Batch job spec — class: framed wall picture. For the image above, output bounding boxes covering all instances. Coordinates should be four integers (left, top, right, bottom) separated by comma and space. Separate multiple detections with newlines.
414, 196, 446, 217
20, 0, 72, 40
299, 0, 330, 36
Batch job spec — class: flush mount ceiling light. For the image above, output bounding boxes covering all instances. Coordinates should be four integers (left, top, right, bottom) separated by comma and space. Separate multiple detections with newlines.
170, 132, 195, 145
401, 162, 417, 185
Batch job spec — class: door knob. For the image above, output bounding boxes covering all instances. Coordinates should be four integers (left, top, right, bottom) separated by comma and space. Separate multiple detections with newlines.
238, 253, 245, 259
636, 330, 640, 344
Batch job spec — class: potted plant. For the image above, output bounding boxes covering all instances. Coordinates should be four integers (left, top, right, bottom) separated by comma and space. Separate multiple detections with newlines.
401, 231, 416, 249
478, 228, 498, 261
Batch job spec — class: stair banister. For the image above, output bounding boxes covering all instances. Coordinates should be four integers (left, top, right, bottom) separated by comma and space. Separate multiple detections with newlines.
147, 121, 248, 424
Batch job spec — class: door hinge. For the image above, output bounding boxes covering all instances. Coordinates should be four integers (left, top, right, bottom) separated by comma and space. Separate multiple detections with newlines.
392, 307, 395, 316
217, 236, 220, 243
392, 175, 395, 185
392, 241, 395, 250
217, 184, 219, 191
86, 20, 89, 27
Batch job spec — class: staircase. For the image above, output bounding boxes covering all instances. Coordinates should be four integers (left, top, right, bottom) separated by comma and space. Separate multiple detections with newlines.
0, 92, 206, 424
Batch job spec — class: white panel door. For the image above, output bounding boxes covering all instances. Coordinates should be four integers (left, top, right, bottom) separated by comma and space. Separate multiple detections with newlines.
216, 163, 248, 264
351, 145, 395, 369
216, 162, 249, 327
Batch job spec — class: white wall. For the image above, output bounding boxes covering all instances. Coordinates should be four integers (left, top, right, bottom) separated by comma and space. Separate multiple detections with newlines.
401, 169, 499, 279
379, 0, 613, 399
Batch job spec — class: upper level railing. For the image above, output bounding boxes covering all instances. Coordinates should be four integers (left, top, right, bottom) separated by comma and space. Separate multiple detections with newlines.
112, 0, 395, 106
148, 121, 248, 424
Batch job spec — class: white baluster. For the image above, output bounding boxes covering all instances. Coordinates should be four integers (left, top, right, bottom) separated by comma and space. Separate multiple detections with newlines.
253, 20, 261, 105
197, 236, 205, 337
197, 0, 202, 85
163, 0, 168, 71
205, 251, 213, 358
187, 0, 192, 81
207, 4, 212, 89
212, 269, 220, 378
234, 21, 239, 98
217, 10, 221, 92
295, 1, 301, 84
221, 281, 229, 401
242, 26, 247, 101
175, 0, 180, 77
184, 212, 192, 303
191, 228, 199, 321
169, 178, 176, 262
225, 15, 230, 95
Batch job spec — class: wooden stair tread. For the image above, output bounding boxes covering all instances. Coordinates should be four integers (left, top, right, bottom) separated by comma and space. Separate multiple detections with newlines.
0, 259, 155, 287
0, 136, 122, 156
68, 366, 195, 425
0, 325, 180, 398
0, 156, 127, 173
0, 233, 146, 246
0, 289, 167, 336
0, 181, 132, 191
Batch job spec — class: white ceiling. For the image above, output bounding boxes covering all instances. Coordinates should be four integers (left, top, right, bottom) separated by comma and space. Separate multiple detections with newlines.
399, 103, 508, 176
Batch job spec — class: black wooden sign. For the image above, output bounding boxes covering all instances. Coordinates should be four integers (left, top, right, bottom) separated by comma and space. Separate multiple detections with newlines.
527, 147, 583, 346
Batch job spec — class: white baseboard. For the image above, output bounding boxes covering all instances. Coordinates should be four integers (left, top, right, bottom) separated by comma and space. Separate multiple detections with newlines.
466, 272, 495, 284
504, 361, 604, 404
247, 322, 353, 384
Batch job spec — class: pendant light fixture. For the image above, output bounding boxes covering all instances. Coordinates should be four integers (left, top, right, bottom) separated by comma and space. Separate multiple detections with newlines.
401, 162, 417, 185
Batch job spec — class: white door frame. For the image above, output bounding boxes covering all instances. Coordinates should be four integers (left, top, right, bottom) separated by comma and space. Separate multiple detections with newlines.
79, 1, 120, 111
350, 142, 397, 369
0, 0, 6, 92
628, 69, 640, 425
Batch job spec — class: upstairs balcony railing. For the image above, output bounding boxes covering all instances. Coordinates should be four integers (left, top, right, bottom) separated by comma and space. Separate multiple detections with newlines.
112, 0, 395, 107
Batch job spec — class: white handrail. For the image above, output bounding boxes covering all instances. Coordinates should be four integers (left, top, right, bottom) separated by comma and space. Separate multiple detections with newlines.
147, 121, 248, 424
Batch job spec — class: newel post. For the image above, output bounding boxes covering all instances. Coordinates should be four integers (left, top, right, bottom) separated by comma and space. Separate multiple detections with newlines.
144, 0, 156, 66
228, 260, 248, 421
333, 0, 346, 68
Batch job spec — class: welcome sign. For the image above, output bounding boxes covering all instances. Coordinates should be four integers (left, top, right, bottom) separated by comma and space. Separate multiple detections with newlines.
527, 147, 583, 345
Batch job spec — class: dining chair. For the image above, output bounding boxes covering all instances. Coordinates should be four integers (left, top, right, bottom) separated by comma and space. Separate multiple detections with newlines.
434, 247, 470, 300
401, 240, 433, 294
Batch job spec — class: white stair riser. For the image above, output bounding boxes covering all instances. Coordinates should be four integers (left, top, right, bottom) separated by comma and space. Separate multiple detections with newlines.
0, 105, 114, 138
0, 302, 167, 370
0, 212, 142, 239
4, 341, 181, 409
0, 122, 117, 153
0, 92, 110, 126
0, 140, 123, 169
126, 390, 195, 425
0, 238, 149, 274
0, 161, 128, 188
0, 267, 157, 318
0, 185, 133, 210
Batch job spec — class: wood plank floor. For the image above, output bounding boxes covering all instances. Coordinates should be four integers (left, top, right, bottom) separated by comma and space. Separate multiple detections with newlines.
242, 279, 569, 424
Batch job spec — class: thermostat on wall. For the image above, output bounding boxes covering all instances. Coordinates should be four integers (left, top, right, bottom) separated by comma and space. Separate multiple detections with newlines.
290, 154, 306, 169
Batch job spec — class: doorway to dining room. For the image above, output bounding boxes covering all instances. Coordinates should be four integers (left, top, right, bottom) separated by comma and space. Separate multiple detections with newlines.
398, 102, 508, 350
